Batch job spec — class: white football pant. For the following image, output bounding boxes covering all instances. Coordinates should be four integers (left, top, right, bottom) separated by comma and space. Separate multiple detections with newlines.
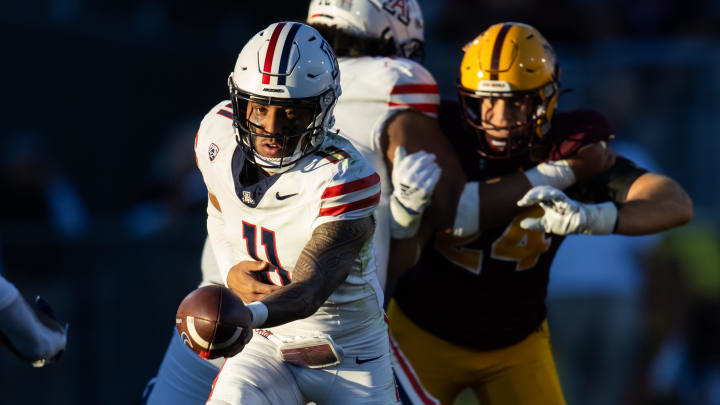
144, 331, 223, 405
208, 332, 400, 405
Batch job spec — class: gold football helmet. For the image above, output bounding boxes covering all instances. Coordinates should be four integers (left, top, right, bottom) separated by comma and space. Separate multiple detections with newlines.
458, 22, 560, 158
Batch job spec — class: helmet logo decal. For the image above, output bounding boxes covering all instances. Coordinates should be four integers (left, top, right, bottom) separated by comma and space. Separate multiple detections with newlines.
320, 39, 339, 79
261, 22, 302, 85
382, 0, 410, 25
490, 24, 512, 80
208, 143, 220, 162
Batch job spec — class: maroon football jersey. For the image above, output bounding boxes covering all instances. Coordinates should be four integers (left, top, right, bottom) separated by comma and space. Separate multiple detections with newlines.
393, 101, 620, 350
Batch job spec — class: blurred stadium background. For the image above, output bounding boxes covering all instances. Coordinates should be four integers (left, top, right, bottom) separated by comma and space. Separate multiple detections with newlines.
0, 1, 718, 404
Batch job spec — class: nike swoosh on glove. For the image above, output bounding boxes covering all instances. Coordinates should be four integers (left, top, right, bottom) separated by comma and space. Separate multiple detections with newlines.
517, 185, 618, 235
390, 146, 442, 238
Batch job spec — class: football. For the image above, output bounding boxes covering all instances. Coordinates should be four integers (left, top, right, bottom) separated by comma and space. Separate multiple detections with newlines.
175, 285, 253, 359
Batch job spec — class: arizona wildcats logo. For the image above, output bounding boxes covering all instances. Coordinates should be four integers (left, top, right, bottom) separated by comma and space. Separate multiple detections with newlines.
209, 143, 220, 162
383, 0, 410, 25
242, 191, 254, 205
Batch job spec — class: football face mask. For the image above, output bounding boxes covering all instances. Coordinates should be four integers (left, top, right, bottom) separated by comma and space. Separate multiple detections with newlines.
245, 100, 315, 159
231, 87, 328, 172
459, 91, 537, 158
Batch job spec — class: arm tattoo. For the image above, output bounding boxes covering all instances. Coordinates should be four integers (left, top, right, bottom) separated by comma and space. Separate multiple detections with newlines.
260, 217, 374, 327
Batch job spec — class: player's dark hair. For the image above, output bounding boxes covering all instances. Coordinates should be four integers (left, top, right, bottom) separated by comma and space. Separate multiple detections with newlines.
309, 23, 397, 58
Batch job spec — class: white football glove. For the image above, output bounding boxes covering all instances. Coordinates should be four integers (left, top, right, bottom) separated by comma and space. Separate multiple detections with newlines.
517, 185, 618, 235
390, 146, 442, 239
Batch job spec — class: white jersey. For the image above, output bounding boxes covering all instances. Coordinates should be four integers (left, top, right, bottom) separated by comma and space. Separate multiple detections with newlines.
148, 58, 438, 405
195, 101, 385, 355
333, 56, 440, 288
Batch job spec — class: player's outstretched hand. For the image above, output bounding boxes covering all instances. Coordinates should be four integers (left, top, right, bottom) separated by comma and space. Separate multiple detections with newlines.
227, 260, 282, 303
517, 185, 617, 235
567, 141, 616, 182
31, 296, 68, 368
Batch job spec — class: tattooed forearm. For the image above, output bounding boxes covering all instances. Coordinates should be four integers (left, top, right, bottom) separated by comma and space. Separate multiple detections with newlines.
260, 217, 374, 327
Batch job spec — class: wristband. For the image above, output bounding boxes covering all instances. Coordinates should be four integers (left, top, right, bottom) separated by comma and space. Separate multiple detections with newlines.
524, 160, 576, 190
247, 301, 268, 328
390, 195, 422, 239
583, 201, 618, 235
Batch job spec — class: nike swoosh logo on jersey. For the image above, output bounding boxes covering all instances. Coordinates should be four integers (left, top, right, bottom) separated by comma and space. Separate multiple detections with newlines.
276, 192, 298, 200
355, 355, 382, 364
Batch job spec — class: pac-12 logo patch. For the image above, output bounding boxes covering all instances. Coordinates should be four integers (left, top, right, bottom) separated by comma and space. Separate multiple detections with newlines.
208, 143, 220, 162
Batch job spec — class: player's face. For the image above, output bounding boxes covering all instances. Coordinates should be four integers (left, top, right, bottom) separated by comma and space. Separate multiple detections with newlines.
246, 102, 314, 158
480, 97, 531, 153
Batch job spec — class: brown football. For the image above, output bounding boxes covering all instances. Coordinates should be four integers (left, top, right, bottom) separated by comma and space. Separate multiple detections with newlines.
175, 285, 253, 359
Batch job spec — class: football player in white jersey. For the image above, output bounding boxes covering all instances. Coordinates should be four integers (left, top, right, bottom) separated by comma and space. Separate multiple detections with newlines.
0, 275, 67, 367
307, 0, 465, 289
146, 0, 464, 405
144, 2, 463, 404
196, 22, 397, 404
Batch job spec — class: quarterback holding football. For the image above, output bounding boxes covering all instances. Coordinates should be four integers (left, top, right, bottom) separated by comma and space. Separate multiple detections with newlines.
195, 21, 397, 405
144, 1, 464, 403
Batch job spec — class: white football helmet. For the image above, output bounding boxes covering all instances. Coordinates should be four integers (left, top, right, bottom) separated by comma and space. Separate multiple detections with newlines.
229, 22, 341, 173
307, 0, 425, 60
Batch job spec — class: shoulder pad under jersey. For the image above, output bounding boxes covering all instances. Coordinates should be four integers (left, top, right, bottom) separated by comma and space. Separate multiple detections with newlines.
194, 100, 236, 171
339, 56, 440, 117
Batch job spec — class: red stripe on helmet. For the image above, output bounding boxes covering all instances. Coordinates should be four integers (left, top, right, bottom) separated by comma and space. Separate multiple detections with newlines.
490, 24, 512, 80
262, 23, 286, 85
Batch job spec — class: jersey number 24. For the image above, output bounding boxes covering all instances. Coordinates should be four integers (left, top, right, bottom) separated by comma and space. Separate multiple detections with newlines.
434, 207, 551, 275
